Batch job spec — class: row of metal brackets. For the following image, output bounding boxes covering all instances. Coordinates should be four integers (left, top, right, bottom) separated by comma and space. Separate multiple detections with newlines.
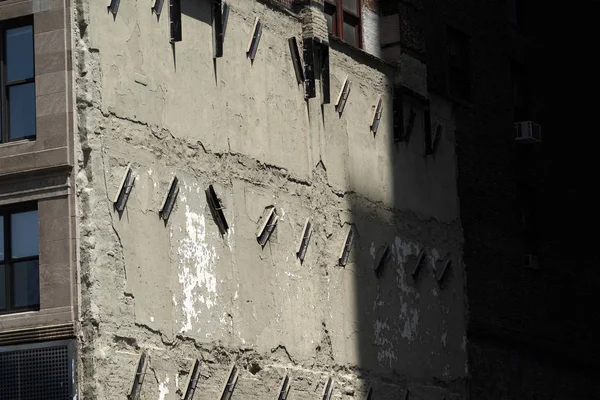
393, 85, 444, 155
113, 170, 451, 282
107, 3, 442, 154
288, 37, 443, 154
109, 0, 259, 59
127, 356, 411, 400
375, 241, 453, 284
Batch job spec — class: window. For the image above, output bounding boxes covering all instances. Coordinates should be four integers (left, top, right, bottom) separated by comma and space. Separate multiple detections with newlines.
325, 0, 362, 48
446, 27, 470, 101
1, 204, 39, 314
0, 17, 36, 144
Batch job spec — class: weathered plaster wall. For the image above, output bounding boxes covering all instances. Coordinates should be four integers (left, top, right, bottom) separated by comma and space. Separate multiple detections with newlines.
75, 0, 466, 398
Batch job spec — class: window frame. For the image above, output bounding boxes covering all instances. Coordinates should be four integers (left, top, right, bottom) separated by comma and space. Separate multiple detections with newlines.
324, 0, 362, 48
0, 16, 36, 144
0, 201, 40, 315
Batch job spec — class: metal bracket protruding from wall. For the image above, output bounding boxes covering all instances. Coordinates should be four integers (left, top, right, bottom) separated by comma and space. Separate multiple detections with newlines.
370, 95, 383, 134
335, 76, 352, 114
113, 163, 135, 212
206, 184, 229, 235
289, 37, 305, 85
374, 244, 390, 277
170, 0, 182, 42
338, 224, 355, 266
275, 373, 291, 400
436, 256, 452, 284
365, 385, 374, 400
219, 363, 239, 400
321, 376, 334, 400
159, 176, 179, 221
183, 359, 201, 400
432, 123, 443, 155
128, 351, 148, 400
212, 0, 229, 57
152, 0, 164, 15
247, 17, 263, 61
297, 217, 312, 263
108, 0, 120, 15
256, 206, 279, 247
411, 248, 426, 277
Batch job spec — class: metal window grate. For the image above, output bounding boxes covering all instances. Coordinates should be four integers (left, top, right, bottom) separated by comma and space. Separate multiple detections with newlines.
0, 341, 73, 400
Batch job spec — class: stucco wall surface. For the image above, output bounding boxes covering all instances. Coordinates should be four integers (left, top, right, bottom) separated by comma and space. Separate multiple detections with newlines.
74, 0, 466, 398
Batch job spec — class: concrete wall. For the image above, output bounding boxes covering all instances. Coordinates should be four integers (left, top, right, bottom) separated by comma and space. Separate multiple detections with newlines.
74, 0, 465, 398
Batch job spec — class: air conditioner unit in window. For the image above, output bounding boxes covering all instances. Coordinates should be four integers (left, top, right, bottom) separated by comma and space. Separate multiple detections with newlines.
523, 254, 539, 270
514, 121, 542, 143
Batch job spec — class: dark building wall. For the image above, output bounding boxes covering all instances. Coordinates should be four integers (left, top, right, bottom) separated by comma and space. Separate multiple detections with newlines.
413, 0, 600, 398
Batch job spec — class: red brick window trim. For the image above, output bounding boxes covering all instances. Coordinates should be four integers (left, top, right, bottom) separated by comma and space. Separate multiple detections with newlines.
324, 0, 362, 48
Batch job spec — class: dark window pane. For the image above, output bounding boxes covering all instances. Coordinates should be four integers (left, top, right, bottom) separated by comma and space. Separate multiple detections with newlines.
8, 83, 37, 140
0, 216, 4, 261
325, 12, 333, 34
0, 264, 5, 310
12, 260, 39, 308
11, 210, 39, 258
343, 0, 357, 12
324, 3, 336, 35
343, 20, 356, 46
6, 25, 34, 82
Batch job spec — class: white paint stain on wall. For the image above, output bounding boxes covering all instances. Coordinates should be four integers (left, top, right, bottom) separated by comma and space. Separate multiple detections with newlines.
391, 237, 420, 343
441, 331, 447, 346
429, 248, 441, 270
177, 204, 218, 333
374, 319, 397, 367
158, 376, 170, 400
400, 305, 420, 341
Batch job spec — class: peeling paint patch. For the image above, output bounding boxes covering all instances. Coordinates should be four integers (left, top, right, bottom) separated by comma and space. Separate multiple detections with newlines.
399, 303, 419, 341
393, 236, 417, 265
461, 335, 467, 351
158, 376, 170, 400
443, 364, 450, 378
441, 331, 447, 346
150, 316, 155, 323
429, 248, 441, 269
177, 205, 218, 333
374, 319, 397, 367
370, 242, 376, 259
432, 287, 438, 297
226, 222, 235, 251
373, 293, 384, 310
